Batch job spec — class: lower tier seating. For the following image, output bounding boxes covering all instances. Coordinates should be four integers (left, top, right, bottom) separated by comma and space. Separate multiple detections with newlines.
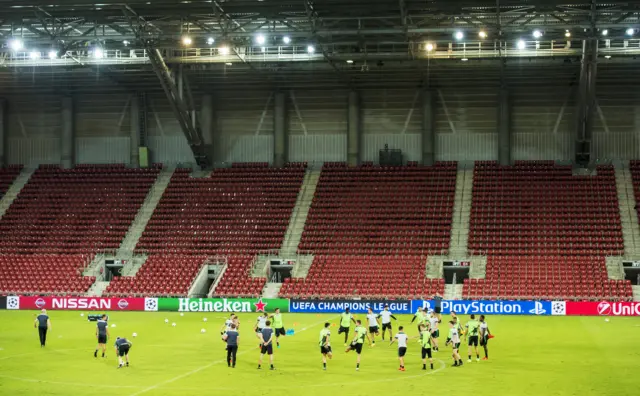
462, 256, 633, 301
279, 255, 444, 299
105, 255, 207, 297
211, 255, 267, 298
0, 254, 95, 295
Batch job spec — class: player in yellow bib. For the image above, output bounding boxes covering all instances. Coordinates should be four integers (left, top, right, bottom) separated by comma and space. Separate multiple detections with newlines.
337, 307, 356, 346
419, 324, 434, 370
345, 319, 372, 371
465, 314, 481, 362
269, 308, 285, 348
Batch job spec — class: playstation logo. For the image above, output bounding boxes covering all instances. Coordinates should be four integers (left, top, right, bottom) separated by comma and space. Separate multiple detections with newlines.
529, 301, 547, 315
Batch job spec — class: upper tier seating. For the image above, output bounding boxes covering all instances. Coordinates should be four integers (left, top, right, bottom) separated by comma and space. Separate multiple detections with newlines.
463, 256, 633, 301
279, 255, 444, 299
0, 165, 23, 197
298, 162, 457, 255
0, 165, 160, 254
0, 254, 95, 295
136, 164, 305, 255
105, 255, 207, 297
468, 161, 623, 256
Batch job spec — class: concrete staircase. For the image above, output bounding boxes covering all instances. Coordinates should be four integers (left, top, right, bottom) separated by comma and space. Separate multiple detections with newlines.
292, 255, 314, 278
614, 168, 640, 256
87, 281, 110, 297
262, 283, 283, 299
605, 257, 625, 280
280, 169, 321, 256
426, 256, 445, 279
469, 256, 487, 279
121, 255, 148, 277
117, 166, 174, 256
449, 167, 473, 256
633, 286, 640, 302
444, 284, 463, 300
0, 168, 35, 219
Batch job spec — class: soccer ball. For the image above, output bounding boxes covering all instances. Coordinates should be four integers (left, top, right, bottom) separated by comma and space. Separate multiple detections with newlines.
180, 313, 184, 317
164, 318, 169, 324
605, 318, 610, 322
111, 324, 116, 328
80, 313, 84, 317
132, 332, 138, 337
201, 329, 206, 333
172, 322, 177, 327
203, 317, 208, 322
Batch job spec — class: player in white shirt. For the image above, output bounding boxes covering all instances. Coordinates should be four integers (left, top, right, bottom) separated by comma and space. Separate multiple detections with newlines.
378, 305, 397, 341
389, 326, 409, 371
429, 311, 440, 352
255, 312, 269, 345
220, 313, 234, 335
479, 314, 491, 361
365, 308, 379, 346
448, 320, 463, 367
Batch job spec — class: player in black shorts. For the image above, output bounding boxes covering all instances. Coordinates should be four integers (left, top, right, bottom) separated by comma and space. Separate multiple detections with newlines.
319, 322, 332, 370
258, 320, 275, 370
114, 337, 132, 368
479, 315, 490, 360
94, 314, 109, 358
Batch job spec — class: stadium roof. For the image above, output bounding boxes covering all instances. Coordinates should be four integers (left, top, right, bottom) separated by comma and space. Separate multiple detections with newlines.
0, 0, 639, 92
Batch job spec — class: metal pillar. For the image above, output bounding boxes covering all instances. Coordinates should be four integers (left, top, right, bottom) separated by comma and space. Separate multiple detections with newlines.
61, 96, 75, 169
274, 92, 287, 167
200, 94, 216, 165
0, 98, 6, 166
130, 94, 141, 167
498, 88, 511, 166
421, 90, 435, 166
575, 38, 598, 166
146, 47, 210, 168
347, 90, 360, 166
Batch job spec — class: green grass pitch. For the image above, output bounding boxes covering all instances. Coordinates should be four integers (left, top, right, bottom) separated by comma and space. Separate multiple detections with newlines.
0, 311, 639, 396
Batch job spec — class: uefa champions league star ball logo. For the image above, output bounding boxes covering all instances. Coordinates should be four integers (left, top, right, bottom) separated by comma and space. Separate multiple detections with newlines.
145, 298, 158, 311
7, 296, 19, 309
118, 299, 129, 309
597, 302, 612, 316
35, 298, 46, 309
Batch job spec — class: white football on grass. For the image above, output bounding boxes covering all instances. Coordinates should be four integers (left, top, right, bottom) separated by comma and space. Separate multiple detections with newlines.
180, 313, 184, 317
111, 324, 116, 328
164, 318, 169, 323
203, 317, 208, 322
172, 322, 176, 327
132, 332, 138, 337
201, 328, 206, 333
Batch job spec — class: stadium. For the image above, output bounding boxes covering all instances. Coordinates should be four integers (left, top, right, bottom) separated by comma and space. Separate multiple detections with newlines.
0, 0, 639, 395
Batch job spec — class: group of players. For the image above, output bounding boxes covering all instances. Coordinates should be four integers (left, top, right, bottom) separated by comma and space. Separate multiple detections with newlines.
220, 304, 492, 372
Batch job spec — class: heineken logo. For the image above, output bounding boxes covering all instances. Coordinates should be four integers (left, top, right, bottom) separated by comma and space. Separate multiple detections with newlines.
178, 298, 253, 313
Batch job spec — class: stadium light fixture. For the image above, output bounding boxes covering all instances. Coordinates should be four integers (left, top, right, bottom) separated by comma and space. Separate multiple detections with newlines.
517, 40, 526, 50
454, 31, 464, 40
346, 59, 354, 64
255, 34, 266, 45
207, 37, 215, 45
602, 29, 609, 36
8, 38, 23, 51
283, 36, 291, 44
604, 55, 611, 59
219, 46, 230, 55
565, 30, 571, 38
29, 51, 40, 60
532, 30, 542, 39
626, 28, 635, 36
307, 45, 315, 54
48, 50, 58, 59
461, 58, 469, 62
425, 43, 434, 52
478, 31, 487, 39
225, 62, 232, 66
123, 40, 130, 46
93, 47, 104, 59
182, 36, 192, 46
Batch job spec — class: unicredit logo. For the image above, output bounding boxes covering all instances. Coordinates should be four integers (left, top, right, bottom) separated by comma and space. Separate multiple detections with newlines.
117, 299, 129, 309
597, 302, 612, 316
35, 298, 46, 309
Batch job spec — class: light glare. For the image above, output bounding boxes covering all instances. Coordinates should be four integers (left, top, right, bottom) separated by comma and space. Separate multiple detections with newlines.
602, 29, 609, 36
307, 45, 315, 54
207, 37, 215, 45
255, 34, 266, 45
283, 36, 291, 44
48, 50, 58, 59
219, 46, 230, 55
29, 51, 40, 60
479, 31, 487, 39
425, 43, 434, 52
565, 31, 571, 38
532, 30, 542, 38
8, 38, 23, 51
626, 28, 635, 36
182, 36, 192, 46
93, 48, 104, 58
454, 31, 464, 40
517, 40, 526, 50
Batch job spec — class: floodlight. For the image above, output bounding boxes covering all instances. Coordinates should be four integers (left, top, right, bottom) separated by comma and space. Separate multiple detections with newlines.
207, 37, 215, 45
307, 45, 315, 54
255, 34, 266, 45
182, 36, 192, 46
479, 31, 487, 39
8, 38, 23, 51
602, 29, 608, 36
626, 28, 635, 36
283, 36, 291, 44
93, 48, 104, 58
454, 31, 464, 40
219, 46, 230, 55
48, 50, 58, 59
517, 40, 526, 50
29, 51, 40, 60
532, 30, 542, 38
425, 43, 434, 52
